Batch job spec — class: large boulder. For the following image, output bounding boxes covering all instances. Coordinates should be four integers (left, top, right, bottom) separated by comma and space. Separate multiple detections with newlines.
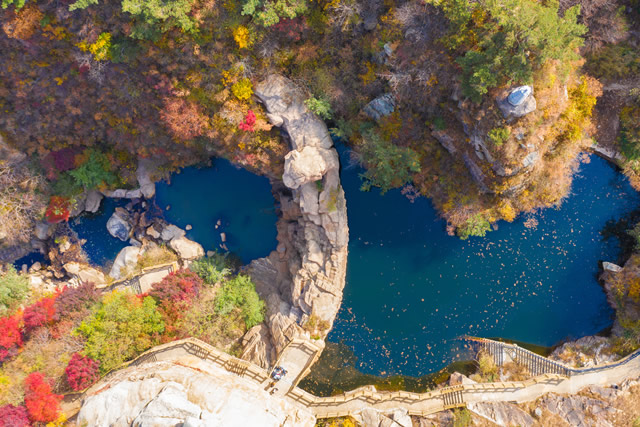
107, 210, 131, 241
63, 262, 106, 286
169, 237, 204, 261
110, 246, 143, 280
498, 86, 537, 119
282, 146, 339, 189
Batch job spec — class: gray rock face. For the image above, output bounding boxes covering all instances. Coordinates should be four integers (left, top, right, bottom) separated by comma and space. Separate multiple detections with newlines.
161, 224, 186, 241
107, 210, 131, 241
363, 93, 395, 121
432, 130, 457, 155
85, 190, 103, 213
136, 158, 157, 199
539, 394, 618, 427
246, 75, 350, 368
467, 402, 535, 427
498, 87, 537, 119
110, 246, 142, 280
522, 151, 540, 168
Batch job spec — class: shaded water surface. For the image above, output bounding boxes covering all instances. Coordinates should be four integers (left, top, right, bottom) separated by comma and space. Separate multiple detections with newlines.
329, 151, 639, 376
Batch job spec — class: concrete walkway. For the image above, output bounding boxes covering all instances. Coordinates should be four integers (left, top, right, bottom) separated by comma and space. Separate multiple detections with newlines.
67, 337, 640, 420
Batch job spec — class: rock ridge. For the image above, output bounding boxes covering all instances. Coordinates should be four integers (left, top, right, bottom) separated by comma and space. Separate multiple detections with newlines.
241, 75, 349, 368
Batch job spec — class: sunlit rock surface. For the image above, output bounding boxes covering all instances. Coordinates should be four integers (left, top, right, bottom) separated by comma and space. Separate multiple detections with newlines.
77, 360, 315, 427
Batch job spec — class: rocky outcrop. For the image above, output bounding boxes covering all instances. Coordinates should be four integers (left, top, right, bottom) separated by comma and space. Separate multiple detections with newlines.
85, 190, 103, 213
363, 93, 395, 121
538, 394, 618, 427
63, 262, 106, 285
352, 407, 411, 427
77, 360, 315, 427
498, 87, 537, 119
550, 336, 618, 368
109, 246, 143, 280
243, 75, 349, 368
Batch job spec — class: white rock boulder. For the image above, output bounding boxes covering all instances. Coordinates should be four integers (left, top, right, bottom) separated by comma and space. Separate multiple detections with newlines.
63, 262, 106, 286
283, 146, 339, 189
110, 246, 143, 280
107, 211, 131, 241
161, 224, 186, 242
169, 236, 204, 260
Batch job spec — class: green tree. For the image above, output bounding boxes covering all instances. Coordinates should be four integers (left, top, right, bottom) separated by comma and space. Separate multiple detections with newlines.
0, 266, 29, 315
359, 130, 421, 194
1, 0, 26, 10
457, 214, 491, 239
68, 150, 117, 191
76, 292, 164, 373
190, 254, 232, 285
241, 0, 307, 27
431, 0, 586, 102
304, 97, 333, 120
215, 275, 265, 329
69, 0, 196, 39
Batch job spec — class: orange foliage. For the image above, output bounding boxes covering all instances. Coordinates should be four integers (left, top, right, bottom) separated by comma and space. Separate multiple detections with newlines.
160, 97, 209, 141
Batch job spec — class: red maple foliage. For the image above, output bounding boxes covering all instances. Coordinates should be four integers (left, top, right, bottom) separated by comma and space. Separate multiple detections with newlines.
23, 372, 61, 423
0, 314, 23, 363
54, 282, 101, 322
23, 295, 57, 335
45, 196, 71, 223
65, 353, 100, 391
273, 17, 306, 42
0, 404, 30, 427
150, 270, 203, 307
238, 110, 256, 132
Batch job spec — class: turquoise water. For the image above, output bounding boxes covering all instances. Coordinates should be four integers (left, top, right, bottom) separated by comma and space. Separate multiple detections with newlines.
329, 149, 640, 376
155, 158, 278, 264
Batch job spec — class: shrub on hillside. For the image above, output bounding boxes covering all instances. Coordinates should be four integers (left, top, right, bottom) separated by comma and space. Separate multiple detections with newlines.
23, 372, 61, 423
0, 404, 29, 427
457, 214, 491, 240
190, 254, 232, 285
215, 275, 265, 329
0, 314, 23, 363
53, 282, 101, 322
65, 352, 100, 391
23, 295, 57, 335
76, 292, 164, 373
0, 266, 29, 315
150, 270, 203, 307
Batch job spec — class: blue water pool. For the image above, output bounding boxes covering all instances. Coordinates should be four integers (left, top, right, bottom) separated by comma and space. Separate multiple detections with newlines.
329, 150, 640, 376
155, 158, 278, 264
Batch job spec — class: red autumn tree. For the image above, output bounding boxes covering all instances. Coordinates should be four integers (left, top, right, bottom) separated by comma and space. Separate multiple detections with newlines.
23, 295, 57, 335
238, 110, 257, 132
23, 372, 61, 423
45, 196, 71, 223
0, 314, 23, 363
149, 269, 203, 307
54, 282, 101, 322
160, 97, 208, 141
0, 404, 30, 427
65, 352, 100, 391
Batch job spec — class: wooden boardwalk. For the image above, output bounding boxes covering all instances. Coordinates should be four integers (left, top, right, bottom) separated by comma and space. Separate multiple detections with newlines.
68, 336, 640, 420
